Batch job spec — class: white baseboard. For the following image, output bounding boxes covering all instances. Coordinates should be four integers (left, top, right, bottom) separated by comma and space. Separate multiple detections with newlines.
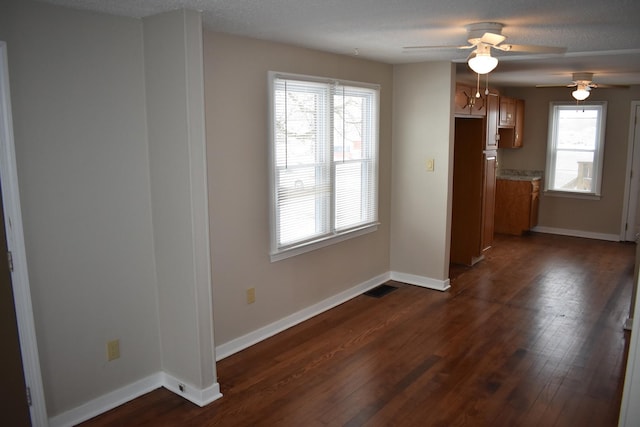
390, 271, 451, 291
162, 372, 222, 407
532, 226, 620, 242
48, 372, 222, 427
215, 272, 391, 360
49, 270, 445, 425
48, 373, 164, 427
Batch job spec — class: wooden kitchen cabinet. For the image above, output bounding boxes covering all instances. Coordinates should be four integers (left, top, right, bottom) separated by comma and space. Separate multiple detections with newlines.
498, 98, 525, 148
451, 85, 500, 266
485, 93, 499, 150
450, 126, 498, 265
455, 84, 486, 116
481, 152, 497, 251
494, 178, 540, 235
499, 96, 516, 126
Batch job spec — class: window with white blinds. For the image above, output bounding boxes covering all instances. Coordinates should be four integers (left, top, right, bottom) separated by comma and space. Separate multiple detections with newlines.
545, 101, 607, 198
269, 72, 379, 261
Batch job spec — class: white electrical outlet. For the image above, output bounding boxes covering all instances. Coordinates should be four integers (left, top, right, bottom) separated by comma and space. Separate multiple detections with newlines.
247, 287, 256, 304
107, 339, 120, 361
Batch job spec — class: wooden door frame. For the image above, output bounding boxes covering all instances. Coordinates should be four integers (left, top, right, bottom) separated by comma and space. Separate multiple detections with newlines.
0, 41, 47, 426
621, 101, 640, 241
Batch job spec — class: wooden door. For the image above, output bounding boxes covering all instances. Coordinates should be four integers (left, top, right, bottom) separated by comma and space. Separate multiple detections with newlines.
481, 153, 497, 251
485, 94, 499, 150
0, 183, 31, 426
499, 96, 516, 127
513, 99, 525, 147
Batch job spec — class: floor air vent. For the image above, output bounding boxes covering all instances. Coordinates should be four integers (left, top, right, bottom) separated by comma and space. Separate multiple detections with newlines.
364, 284, 398, 298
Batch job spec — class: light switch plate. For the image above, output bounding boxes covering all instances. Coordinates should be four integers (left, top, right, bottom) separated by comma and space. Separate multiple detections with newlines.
426, 158, 435, 172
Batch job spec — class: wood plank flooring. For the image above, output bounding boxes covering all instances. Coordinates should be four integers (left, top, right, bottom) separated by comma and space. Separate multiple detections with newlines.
80, 233, 635, 426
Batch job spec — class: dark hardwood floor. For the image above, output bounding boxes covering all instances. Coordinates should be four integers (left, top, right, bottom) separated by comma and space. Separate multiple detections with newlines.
80, 233, 635, 426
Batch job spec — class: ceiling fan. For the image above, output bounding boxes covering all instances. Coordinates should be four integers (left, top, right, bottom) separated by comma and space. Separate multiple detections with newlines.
404, 22, 566, 74
536, 72, 628, 100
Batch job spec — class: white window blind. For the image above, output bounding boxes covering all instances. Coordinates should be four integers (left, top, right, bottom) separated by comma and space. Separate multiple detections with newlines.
269, 72, 379, 260
545, 102, 607, 198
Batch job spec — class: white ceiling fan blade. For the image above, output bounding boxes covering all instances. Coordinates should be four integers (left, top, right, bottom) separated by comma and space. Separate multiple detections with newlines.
535, 83, 577, 88
500, 44, 566, 54
480, 32, 506, 46
402, 44, 474, 51
590, 83, 630, 89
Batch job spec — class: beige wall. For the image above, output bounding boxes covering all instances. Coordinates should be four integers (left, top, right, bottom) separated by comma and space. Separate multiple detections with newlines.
203, 32, 393, 346
391, 62, 455, 284
0, 0, 161, 416
499, 86, 640, 236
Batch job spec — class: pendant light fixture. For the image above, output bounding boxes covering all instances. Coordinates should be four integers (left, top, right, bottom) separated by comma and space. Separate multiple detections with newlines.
467, 43, 498, 75
571, 83, 590, 101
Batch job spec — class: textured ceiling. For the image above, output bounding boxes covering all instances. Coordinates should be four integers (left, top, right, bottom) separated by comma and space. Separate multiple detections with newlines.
41, 0, 640, 87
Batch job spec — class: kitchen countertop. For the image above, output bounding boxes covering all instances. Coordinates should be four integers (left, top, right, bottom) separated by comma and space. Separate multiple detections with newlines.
497, 169, 543, 182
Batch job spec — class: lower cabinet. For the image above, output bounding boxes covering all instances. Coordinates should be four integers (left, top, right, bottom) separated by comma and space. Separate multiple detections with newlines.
494, 178, 540, 235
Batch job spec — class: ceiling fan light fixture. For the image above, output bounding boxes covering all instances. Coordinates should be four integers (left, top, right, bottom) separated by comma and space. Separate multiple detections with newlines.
572, 84, 590, 101
468, 54, 498, 74
467, 44, 498, 74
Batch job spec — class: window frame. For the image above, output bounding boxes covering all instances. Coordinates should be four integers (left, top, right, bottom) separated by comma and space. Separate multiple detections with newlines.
268, 71, 380, 262
544, 101, 607, 199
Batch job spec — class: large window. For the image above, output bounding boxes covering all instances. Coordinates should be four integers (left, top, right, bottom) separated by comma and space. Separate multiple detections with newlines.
545, 102, 607, 198
269, 72, 379, 261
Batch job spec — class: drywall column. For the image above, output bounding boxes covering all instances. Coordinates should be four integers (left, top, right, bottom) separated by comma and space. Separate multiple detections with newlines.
390, 62, 455, 289
143, 10, 220, 405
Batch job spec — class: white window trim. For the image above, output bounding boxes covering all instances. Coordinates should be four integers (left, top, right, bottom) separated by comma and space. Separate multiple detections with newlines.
269, 223, 378, 262
268, 71, 380, 262
544, 101, 607, 199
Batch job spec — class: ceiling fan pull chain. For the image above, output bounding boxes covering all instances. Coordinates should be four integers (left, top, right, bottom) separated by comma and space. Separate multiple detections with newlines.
476, 72, 481, 98
485, 73, 490, 95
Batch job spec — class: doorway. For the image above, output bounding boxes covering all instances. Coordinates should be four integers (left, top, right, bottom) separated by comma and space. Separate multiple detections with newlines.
0, 181, 30, 426
0, 41, 47, 425
622, 102, 640, 241
450, 117, 485, 266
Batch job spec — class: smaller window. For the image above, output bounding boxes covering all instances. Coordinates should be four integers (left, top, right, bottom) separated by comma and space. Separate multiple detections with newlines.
545, 101, 607, 198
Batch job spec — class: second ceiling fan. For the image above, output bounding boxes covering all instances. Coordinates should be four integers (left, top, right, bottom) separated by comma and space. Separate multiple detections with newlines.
536, 72, 629, 100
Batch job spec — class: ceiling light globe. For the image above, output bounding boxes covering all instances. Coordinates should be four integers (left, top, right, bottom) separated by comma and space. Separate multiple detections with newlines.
572, 88, 590, 101
468, 54, 498, 74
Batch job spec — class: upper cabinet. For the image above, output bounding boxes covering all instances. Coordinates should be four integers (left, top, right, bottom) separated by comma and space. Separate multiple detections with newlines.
455, 84, 486, 116
485, 93, 499, 151
498, 97, 525, 149
499, 97, 516, 126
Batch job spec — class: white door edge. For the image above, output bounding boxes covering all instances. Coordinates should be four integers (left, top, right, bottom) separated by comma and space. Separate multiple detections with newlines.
0, 41, 48, 426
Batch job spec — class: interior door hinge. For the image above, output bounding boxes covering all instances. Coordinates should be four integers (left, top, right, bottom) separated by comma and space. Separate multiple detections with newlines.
26, 387, 32, 407
7, 251, 13, 272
